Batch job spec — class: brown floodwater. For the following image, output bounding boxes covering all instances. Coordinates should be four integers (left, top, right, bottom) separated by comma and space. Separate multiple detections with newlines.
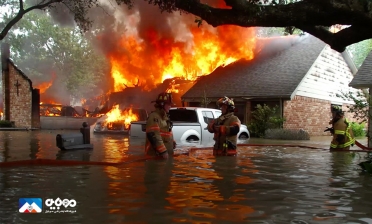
0, 130, 371, 223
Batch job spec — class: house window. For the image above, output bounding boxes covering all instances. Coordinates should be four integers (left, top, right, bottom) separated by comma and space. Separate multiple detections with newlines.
189, 102, 201, 107
234, 104, 245, 123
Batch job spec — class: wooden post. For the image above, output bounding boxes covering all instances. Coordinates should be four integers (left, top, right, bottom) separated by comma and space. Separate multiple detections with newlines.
1, 43, 10, 121
369, 88, 372, 148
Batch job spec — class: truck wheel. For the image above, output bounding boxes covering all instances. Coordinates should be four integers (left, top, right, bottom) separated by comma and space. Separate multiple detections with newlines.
186, 135, 199, 142
239, 133, 249, 139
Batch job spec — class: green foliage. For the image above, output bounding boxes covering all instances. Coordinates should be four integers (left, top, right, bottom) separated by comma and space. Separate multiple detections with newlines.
0, 0, 100, 41
351, 122, 366, 137
3, 11, 110, 100
248, 104, 286, 138
346, 39, 372, 68
0, 120, 12, 127
336, 90, 370, 123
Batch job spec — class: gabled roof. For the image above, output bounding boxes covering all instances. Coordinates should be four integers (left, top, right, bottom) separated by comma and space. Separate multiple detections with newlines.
349, 50, 372, 88
8, 59, 33, 91
182, 34, 326, 100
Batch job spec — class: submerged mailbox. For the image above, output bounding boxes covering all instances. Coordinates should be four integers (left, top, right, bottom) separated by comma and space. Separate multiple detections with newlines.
56, 122, 93, 150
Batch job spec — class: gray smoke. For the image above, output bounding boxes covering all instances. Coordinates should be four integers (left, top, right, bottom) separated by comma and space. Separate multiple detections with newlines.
256, 34, 303, 57
48, 3, 76, 27
26, 0, 75, 27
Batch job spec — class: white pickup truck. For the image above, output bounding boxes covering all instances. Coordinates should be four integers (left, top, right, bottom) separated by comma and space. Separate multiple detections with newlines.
129, 107, 250, 145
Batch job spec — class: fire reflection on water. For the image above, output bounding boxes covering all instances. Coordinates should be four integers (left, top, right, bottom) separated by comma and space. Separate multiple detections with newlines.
102, 136, 149, 215
165, 152, 257, 222
1, 132, 371, 223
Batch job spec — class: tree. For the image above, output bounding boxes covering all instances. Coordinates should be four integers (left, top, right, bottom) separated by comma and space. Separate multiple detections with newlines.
347, 39, 372, 68
128, 0, 372, 53
336, 90, 370, 124
0, 0, 101, 40
249, 104, 285, 138
200, 88, 211, 108
3, 11, 109, 100
2, 0, 372, 53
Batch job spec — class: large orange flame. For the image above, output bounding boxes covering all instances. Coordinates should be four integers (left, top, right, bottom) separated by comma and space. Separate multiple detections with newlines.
109, 26, 256, 92
35, 82, 52, 94
105, 105, 139, 129
34, 72, 56, 94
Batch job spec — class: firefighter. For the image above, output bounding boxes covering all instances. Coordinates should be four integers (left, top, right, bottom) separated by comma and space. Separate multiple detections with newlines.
145, 92, 177, 159
329, 105, 355, 150
207, 96, 241, 156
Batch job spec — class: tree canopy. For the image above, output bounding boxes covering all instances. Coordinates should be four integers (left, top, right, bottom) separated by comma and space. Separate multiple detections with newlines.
0, 0, 372, 52
1, 0, 372, 52
163, 0, 372, 53
2, 10, 109, 100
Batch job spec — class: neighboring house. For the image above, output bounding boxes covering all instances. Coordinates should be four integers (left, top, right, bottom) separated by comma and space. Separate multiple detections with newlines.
349, 50, 372, 146
181, 34, 360, 136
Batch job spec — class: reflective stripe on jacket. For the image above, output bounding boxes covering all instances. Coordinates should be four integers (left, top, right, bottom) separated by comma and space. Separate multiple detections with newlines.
207, 112, 241, 152
145, 108, 174, 156
330, 118, 355, 149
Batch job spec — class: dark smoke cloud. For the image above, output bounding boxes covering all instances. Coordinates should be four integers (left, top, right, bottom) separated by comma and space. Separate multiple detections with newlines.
48, 3, 76, 27
26, 0, 75, 27
135, 1, 174, 44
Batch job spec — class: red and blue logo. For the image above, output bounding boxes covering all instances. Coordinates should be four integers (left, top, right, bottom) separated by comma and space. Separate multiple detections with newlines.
19, 198, 42, 213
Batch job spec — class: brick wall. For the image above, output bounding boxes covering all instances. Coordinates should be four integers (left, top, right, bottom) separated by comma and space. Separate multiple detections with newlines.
7, 63, 33, 127
283, 95, 358, 136
2, 43, 40, 128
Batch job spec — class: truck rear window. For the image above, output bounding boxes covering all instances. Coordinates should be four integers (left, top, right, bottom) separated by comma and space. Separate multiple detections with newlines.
169, 109, 198, 122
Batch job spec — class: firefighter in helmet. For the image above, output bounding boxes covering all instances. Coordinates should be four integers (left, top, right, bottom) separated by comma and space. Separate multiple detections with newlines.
207, 96, 241, 156
329, 105, 355, 150
145, 92, 177, 159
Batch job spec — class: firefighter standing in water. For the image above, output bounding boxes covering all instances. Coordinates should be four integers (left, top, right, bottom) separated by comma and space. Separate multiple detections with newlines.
328, 105, 355, 150
145, 92, 177, 159
207, 96, 241, 156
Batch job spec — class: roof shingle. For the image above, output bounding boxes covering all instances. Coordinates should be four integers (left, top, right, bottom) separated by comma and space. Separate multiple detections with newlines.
182, 34, 326, 100
349, 50, 372, 88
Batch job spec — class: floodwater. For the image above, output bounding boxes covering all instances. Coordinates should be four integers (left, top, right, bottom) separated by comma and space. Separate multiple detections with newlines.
0, 130, 371, 224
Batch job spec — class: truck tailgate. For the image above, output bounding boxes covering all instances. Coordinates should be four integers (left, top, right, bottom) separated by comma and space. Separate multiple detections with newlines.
129, 121, 147, 138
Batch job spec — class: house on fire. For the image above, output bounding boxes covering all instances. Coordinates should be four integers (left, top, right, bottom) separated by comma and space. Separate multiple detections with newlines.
181, 34, 361, 136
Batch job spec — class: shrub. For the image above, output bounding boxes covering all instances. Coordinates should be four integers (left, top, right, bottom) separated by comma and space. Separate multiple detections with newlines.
0, 120, 12, 127
265, 128, 310, 140
351, 122, 366, 137
248, 104, 286, 138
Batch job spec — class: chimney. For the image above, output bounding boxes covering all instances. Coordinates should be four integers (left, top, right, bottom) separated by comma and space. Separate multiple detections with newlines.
1, 43, 10, 71
1, 43, 10, 120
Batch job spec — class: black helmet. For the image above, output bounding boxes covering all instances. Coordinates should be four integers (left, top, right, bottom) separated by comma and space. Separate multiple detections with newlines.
331, 105, 344, 115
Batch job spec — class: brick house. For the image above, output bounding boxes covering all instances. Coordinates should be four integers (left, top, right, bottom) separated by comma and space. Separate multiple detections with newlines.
181, 34, 360, 136
1, 43, 40, 128
349, 50, 372, 146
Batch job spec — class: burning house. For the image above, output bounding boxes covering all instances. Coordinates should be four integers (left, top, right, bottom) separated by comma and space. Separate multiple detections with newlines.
75, 1, 259, 132
3, 1, 260, 130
